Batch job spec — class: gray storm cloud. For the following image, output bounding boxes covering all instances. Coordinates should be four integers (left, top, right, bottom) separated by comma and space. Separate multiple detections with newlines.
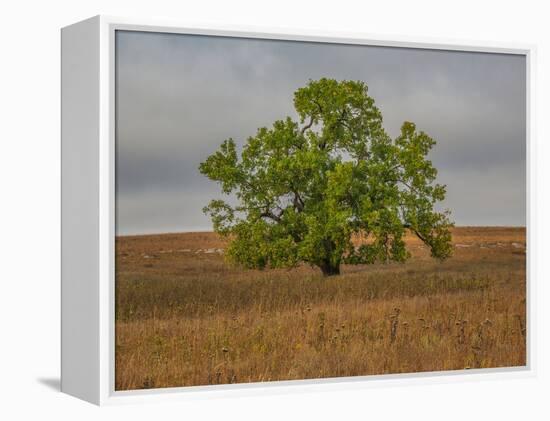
115, 31, 526, 235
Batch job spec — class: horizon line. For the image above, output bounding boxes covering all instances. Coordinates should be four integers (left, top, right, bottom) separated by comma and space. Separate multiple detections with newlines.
116, 225, 527, 238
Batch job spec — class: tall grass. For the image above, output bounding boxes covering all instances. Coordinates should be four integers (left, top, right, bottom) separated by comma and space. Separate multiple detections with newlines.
115, 227, 526, 390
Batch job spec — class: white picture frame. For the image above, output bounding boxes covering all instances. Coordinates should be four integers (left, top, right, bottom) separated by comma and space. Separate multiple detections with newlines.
61, 15, 535, 406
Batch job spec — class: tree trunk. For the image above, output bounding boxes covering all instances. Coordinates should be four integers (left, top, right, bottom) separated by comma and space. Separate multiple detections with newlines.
319, 260, 341, 277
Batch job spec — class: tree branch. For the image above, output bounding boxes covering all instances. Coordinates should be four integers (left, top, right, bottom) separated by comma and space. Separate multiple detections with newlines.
291, 189, 304, 212
300, 116, 314, 135
312, 99, 324, 114
260, 208, 283, 223
397, 179, 422, 196
403, 223, 429, 244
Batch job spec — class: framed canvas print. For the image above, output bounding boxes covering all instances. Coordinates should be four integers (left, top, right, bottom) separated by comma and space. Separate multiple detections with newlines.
61, 16, 534, 405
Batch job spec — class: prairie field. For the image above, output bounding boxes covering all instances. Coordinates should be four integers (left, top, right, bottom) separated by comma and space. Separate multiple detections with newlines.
115, 227, 526, 391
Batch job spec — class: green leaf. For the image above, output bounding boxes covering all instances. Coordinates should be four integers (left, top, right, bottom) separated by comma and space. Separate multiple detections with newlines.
199, 79, 453, 275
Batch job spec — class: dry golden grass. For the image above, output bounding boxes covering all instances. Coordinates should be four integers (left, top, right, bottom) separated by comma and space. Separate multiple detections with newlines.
115, 227, 526, 390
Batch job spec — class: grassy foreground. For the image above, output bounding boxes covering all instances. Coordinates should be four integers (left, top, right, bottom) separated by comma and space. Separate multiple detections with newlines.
115, 227, 526, 390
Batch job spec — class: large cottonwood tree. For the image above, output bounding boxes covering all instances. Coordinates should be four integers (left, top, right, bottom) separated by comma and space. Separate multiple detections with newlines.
199, 78, 453, 276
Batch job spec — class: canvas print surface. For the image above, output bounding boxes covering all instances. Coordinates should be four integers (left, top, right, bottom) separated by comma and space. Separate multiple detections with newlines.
115, 30, 527, 390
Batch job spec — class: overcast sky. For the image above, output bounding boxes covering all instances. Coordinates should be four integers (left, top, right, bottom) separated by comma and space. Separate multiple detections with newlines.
115, 30, 526, 236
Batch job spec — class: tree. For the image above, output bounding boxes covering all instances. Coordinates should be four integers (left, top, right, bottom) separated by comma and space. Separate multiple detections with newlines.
199, 78, 453, 276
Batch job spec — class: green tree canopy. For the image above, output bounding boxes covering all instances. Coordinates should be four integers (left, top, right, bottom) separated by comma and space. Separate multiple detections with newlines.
199, 78, 453, 276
